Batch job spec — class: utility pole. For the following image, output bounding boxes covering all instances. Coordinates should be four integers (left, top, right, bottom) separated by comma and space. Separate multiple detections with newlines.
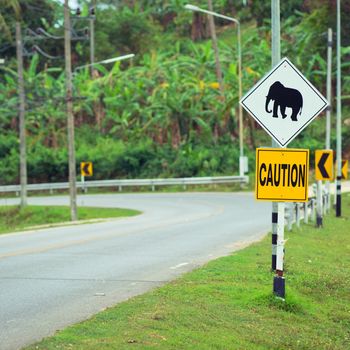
325, 28, 332, 212
16, 21, 27, 208
271, 0, 285, 299
64, 0, 78, 221
336, 0, 342, 217
207, 0, 224, 94
89, 2, 95, 77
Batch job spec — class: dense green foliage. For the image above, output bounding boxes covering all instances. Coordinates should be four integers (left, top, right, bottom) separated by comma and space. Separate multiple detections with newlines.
0, 1, 350, 184
26, 193, 350, 349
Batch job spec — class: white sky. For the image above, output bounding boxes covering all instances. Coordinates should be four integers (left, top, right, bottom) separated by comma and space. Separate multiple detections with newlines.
55, 0, 80, 9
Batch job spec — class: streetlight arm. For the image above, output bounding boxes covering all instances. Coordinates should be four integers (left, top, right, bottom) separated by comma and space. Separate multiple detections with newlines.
184, 4, 240, 25
74, 54, 135, 72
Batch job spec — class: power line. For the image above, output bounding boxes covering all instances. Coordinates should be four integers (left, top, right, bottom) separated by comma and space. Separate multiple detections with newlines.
32, 45, 62, 60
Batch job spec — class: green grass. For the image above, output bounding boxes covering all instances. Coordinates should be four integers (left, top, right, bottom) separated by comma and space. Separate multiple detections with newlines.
0, 205, 140, 235
26, 195, 350, 350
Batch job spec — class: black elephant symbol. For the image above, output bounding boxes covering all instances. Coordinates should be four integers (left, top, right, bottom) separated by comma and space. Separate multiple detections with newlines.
265, 81, 303, 121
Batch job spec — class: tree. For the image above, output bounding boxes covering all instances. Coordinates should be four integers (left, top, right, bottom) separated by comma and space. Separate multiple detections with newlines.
0, 0, 20, 39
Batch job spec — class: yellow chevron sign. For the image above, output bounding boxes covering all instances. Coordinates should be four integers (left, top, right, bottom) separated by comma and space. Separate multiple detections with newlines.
342, 160, 348, 180
315, 150, 333, 181
256, 148, 309, 202
81, 162, 93, 177
335, 160, 349, 180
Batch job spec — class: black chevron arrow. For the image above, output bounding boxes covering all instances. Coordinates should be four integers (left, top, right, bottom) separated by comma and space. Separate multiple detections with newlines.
317, 153, 329, 178
82, 163, 91, 176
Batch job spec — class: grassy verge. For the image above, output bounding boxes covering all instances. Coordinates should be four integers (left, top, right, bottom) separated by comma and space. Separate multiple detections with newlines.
0, 206, 140, 235
26, 195, 350, 350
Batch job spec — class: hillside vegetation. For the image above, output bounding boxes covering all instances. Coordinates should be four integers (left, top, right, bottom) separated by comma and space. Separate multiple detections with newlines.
0, 0, 349, 184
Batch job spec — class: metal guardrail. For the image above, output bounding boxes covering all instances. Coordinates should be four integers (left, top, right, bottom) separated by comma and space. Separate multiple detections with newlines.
0, 175, 249, 194
284, 193, 330, 230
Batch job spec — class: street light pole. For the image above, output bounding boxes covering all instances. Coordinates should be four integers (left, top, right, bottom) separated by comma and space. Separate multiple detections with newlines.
336, 0, 342, 217
237, 22, 243, 170
271, 0, 285, 299
184, 4, 244, 175
325, 28, 332, 212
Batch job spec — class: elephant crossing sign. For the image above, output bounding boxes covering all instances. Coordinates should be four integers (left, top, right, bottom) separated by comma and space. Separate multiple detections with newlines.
240, 58, 328, 147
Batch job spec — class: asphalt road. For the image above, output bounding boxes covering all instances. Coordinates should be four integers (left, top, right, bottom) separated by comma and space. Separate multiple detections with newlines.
0, 192, 270, 350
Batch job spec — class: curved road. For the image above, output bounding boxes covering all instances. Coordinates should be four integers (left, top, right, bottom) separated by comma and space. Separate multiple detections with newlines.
0, 192, 270, 350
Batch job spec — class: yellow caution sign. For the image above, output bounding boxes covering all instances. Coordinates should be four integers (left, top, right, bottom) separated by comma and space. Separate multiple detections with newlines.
315, 150, 333, 181
81, 162, 93, 177
341, 160, 348, 180
256, 148, 309, 202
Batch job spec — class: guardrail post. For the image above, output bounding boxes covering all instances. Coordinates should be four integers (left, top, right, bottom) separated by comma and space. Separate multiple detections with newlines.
311, 199, 316, 222
118, 185, 122, 192
50, 188, 53, 195
287, 203, 293, 231
323, 194, 328, 216
296, 203, 300, 228
304, 201, 308, 224
316, 180, 323, 227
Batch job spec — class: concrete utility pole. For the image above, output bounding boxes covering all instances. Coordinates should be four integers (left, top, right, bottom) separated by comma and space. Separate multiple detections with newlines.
16, 21, 27, 208
271, 0, 285, 299
89, 2, 95, 77
207, 0, 224, 94
325, 28, 332, 212
64, 0, 78, 221
336, 0, 342, 217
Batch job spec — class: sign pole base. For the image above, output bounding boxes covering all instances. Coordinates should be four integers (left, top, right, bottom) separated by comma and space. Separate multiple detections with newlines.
274, 202, 285, 299
316, 215, 323, 227
336, 176, 341, 217
81, 175, 85, 193
273, 275, 285, 299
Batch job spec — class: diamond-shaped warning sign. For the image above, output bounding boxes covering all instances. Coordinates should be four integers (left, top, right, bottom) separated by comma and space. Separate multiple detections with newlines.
240, 58, 328, 147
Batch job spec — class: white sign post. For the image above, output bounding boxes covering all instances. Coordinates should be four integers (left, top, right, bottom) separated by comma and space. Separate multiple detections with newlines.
240, 57, 328, 147
240, 56, 328, 299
